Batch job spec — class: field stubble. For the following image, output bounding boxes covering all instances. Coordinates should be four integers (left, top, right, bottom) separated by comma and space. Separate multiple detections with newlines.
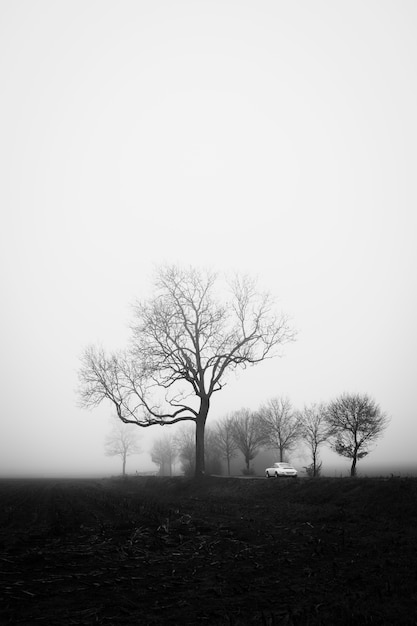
0, 476, 416, 625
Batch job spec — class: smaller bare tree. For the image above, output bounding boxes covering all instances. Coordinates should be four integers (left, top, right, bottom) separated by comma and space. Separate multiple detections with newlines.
231, 408, 265, 475
298, 403, 331, 477
258, 397, 301, 462
204, 429, 223, 475
105, 422, 141, 476
151, 434, 176, 476
214, 415, 239, 476
326, 393, 389, 476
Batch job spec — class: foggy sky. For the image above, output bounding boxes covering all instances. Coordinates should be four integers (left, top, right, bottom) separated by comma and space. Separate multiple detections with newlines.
0, 1, 416, 476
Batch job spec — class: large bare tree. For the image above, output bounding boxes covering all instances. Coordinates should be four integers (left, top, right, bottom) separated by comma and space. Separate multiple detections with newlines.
78, 265, 294, 477
326, 393, 389, 477
105, 422, 141, 476
258, 397, 301, 462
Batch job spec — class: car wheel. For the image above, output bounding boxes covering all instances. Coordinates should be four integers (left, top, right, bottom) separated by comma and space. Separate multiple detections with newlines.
266, 471, 270, 478
275, 472, 278, 478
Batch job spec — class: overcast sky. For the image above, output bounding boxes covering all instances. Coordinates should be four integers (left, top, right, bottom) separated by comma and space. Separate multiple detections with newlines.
1, 1, 416, 477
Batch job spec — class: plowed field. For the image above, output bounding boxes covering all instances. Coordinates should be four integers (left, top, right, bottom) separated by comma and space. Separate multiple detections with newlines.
1, 476, 416, 625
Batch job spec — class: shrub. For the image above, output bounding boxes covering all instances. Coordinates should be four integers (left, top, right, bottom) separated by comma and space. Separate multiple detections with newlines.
303, 461, 322, 477
241, 467, 255, 476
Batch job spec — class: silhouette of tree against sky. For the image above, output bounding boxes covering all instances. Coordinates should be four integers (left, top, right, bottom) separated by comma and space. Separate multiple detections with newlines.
79, 265, 294, 477
231, 408, 265, 474
326, 393, 389, 476
214, 415, 239, 476
298, 402, 331, 477
258, 397, 301, 462
105, 421, 141, 476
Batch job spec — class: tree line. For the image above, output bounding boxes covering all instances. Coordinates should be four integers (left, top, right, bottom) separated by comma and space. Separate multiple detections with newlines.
78, 264, 389, 478
151, 394, 388, 478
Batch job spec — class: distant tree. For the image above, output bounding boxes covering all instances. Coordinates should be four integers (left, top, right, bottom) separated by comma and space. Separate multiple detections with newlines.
258, 397, 301, 462
204, 429, 223, 475
174, 425, 196, 476
231, 408, 264, 474
151, 434, 176, 476
78, 265, 295, 477
326, 393, 389, 477
298, 403, 331, 477
105, 422, 141, 476
214, 415, 239, 475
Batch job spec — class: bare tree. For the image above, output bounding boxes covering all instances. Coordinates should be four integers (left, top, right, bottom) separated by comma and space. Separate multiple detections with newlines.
326, 393, 389, 477
231, 408, 265, 475
151, 434, 176, 476
105, 422, 141, 476
214, 415, 239, 476
204, 428, 223, 475
258, 397, 301, 462
78, 265, 294, 477
298, 403, 331, 477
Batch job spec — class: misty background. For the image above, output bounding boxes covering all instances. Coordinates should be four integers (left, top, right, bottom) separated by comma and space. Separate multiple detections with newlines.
0, 1, 416, 477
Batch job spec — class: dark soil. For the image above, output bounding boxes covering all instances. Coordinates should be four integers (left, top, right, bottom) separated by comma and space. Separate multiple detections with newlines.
0, 475, 416, 625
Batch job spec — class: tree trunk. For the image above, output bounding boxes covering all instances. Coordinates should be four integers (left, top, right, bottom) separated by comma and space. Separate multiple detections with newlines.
195, 396, 209, 477
122, 454, 126, 476
351, 455, 357, 477
227, 456, 231, 476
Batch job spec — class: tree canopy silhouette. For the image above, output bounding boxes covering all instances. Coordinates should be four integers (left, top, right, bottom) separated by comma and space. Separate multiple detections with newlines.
78, 265, 294, 476
326, 393, 389, 476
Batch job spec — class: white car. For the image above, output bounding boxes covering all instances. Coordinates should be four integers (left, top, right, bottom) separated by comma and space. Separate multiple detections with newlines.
265, 462, 298, 478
